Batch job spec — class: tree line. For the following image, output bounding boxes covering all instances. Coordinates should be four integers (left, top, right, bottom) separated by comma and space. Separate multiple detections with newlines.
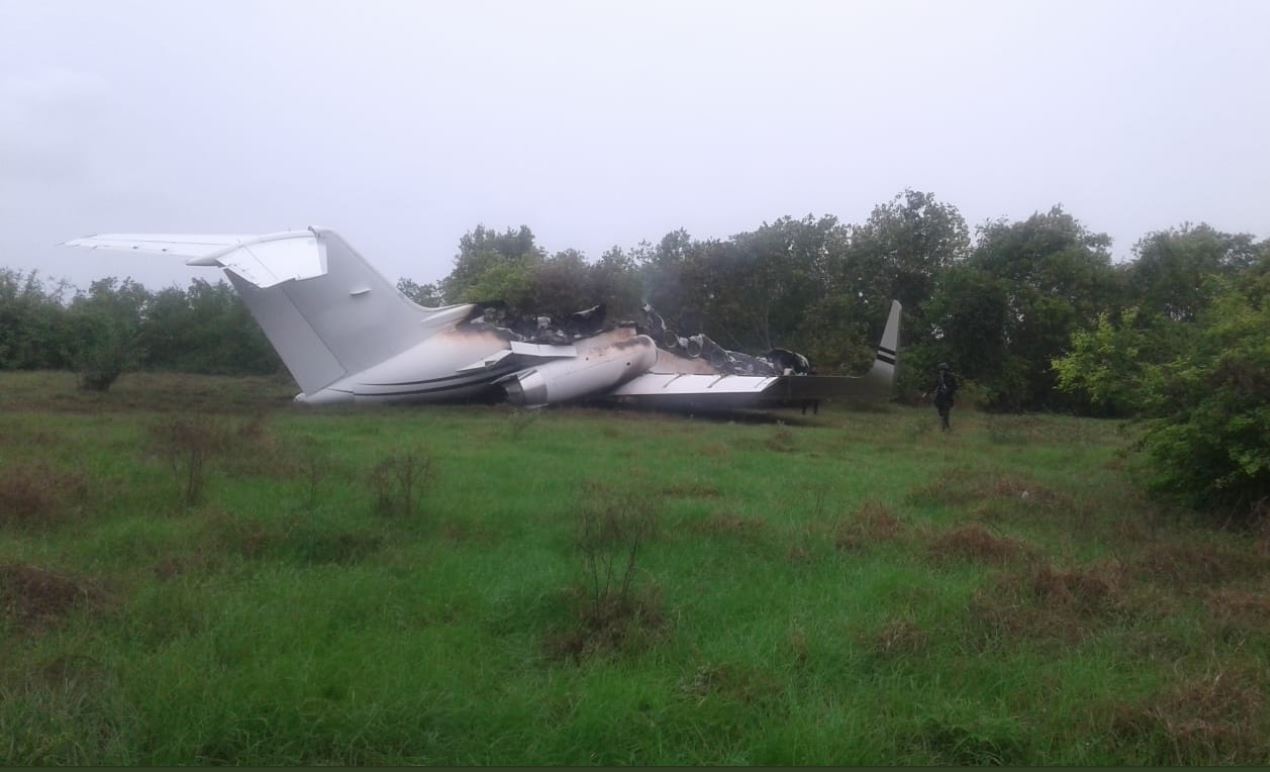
3, 190, 1266, 519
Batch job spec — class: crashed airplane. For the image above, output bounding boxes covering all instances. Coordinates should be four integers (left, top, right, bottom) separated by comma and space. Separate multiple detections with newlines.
65, 228, 900, 411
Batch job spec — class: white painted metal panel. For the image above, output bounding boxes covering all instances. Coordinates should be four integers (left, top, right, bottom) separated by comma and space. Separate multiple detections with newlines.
64, 231, 326, 288
610, 373, 777, 396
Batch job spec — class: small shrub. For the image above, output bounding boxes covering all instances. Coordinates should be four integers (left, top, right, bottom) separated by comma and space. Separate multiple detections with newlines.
368, 447, 434, 518
147, 415, 229, 506
292, 439, 333, 514
577, 483, 656, 621
549, 482, 663, 662
1132, 272, 1270, 524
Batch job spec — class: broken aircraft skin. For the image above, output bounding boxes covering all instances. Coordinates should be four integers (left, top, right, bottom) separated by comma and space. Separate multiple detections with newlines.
65, 227, 901, 411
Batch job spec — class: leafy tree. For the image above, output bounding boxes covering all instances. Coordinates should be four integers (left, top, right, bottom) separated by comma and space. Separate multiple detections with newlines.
588, 246, 645, 321
922, 265, 1020, 404
441, 225, 546, 310
1052, 309, 1152, 416
0, 269, 75, 370
139, 279, 281, 375
1129, 224, 1260, 322
396, 278, 445, 307
1135, 261, 1270, 521
927, 206, 1118, 409
527, 249, 594, 320
846, 189, 970, 316
68, 278, 148, 391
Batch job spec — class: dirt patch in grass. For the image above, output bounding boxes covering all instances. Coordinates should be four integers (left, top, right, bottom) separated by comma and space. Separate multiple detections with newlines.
37, 652, 108, 689
910, 468, 1071, 511
0, 462, 91, 529
1107, 669, 1268, 764
868, 617, 930, 657
678, 662, 783, 707
152, 553, 219, 581
835, 501, 908, 551
965, 561, 1129, 649
200, 510, 383, 565
765, 427, 797, 453
662, 480, 722, 499
1029, 562, 1125, 615
439, 521, 500, 546
0, 564, 107, 631
693, 512, 767, 542
910, 717, 1028, 765
698, 442, 731, 458
1132, 541, 1267, 589
1206, 589, 1270, 637
929, 523, 1035, 565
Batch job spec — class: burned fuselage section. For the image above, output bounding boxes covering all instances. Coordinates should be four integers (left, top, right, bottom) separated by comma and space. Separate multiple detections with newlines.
459, 301, 816, 385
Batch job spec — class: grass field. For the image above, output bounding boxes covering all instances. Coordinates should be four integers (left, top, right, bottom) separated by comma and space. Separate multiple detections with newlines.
1, 371, 1268, 764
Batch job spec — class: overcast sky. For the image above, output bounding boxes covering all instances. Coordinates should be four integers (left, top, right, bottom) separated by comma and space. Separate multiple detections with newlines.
2, 0, 1267, 290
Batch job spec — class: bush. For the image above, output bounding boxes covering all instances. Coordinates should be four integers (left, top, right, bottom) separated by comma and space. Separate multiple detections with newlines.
68, 278, 147, 392
576, 482, 658, 628
1136, 268, 1269, 522
147, 415, 229, 506
368, 448, 434, 518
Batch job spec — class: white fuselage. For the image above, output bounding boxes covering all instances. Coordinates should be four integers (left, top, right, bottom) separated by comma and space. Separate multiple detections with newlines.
296, 325, 658, 407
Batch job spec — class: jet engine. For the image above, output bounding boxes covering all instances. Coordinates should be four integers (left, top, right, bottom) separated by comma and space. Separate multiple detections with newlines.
503, 335, 657, 407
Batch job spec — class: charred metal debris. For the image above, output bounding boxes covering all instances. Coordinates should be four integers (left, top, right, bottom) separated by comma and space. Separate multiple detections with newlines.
461, 302, 813, 377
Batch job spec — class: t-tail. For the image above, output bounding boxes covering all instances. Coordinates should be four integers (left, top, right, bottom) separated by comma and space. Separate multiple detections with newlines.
62, 228, 472, 395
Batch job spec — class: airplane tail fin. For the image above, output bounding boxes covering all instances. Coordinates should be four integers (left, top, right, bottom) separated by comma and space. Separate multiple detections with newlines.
867, 299, 902, 385
66, 228, 463, 394
226, 230, 446, 393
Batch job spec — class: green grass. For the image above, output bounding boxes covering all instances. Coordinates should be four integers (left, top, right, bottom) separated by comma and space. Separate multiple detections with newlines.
1, 371, 1268, 764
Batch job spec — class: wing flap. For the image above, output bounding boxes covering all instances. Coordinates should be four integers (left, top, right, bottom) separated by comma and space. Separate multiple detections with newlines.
612, 373, 777, 397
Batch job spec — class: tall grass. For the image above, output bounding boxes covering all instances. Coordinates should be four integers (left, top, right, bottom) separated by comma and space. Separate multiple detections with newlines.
0, 372, 1267, 764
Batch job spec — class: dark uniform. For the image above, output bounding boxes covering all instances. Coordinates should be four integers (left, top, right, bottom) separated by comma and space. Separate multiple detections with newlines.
932, 363, 958, 431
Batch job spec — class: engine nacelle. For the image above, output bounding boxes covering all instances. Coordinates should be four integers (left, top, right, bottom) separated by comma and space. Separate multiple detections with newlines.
503, 335, 657, 407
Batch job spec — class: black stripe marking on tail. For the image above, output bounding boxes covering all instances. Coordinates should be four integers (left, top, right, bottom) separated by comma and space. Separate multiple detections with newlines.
875, 352, 896, 365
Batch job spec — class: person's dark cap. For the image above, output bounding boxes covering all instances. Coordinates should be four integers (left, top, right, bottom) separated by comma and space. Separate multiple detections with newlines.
938, 362, 950, 370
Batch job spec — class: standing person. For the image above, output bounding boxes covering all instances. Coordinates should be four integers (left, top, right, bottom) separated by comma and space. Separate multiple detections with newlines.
931, 362, 958, 431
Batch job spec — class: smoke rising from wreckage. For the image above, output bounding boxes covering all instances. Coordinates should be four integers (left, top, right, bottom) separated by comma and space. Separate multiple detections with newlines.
65, 227, 901, 410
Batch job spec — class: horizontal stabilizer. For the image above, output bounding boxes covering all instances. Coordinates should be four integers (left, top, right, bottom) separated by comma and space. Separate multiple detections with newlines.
64, 230, 326, 288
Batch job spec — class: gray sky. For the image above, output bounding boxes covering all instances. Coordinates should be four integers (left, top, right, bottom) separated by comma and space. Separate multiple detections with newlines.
2, 0, 1268, 290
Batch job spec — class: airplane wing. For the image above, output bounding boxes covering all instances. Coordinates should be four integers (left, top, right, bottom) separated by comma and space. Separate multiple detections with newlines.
607, 370, 890, 409
608, 300, 901, 410
62, 230, 325, 288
